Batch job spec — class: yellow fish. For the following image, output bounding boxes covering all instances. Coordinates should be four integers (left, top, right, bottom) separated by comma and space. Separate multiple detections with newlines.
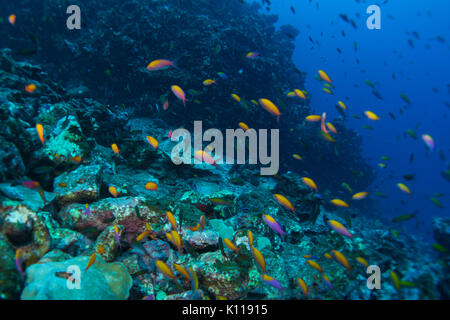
297, 278, 308, 296
273, 194, 295, 212
239, 122, 249, 131
306, 260, 323, 273
305, 115, 321, 122
251, 246, 266, 273
166, 211, 177, 230
318, 70, 332, 83
36, 123, 45, 145
224, 238, 239, 253
331, 250, 351, 270
330, 199, 349, 208
397, 183, 411, 194
155, 260, 176, 280
302, 177, 317, 191
231, 93, 241, 103
365, 110, 380, 121
356, 257, 369, 268
146, 136, 159, 149
352, 192, 369, 200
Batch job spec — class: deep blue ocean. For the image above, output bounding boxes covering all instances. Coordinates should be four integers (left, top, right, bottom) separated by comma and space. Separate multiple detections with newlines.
270, 0, 449, 241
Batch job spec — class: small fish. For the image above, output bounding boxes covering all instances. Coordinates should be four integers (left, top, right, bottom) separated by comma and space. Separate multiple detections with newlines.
171, 85, 186, 107
15, 249, 24, 276
203, 79, 216, 86
188, 267, 199, 292
114, 225, 122, 248
341, 182, 352, 193
231, 93, 241, 103
146, 59, 176, 71
262, 214, 285, 238
217, 72, 228, 80
25, 84, 37, 93
194, 150, 217, 168
431, 243, 448, 254
397, 183, 411, 194
305, 115, 322, 122
330, 199, 349, 208
392, 212, 417, 223
306, 260, 323, 273
8, 14, 16, 25
239, 122, 249, 131
155, 260, 176, 280
331, 250, 351, 270
293, 154, 302, 160
259, 98, 281, 122
55, 271, 73, 280
146, 136, 159, 149
58, 182, 67, 188
85, 203, 90, 217
108, 185, 118, 198
163, 99, 169, 110
111, 143, 120, 155
297, 278, 308, 296
173, 263, 190, 281
356, 257, 369, 268
260, 274, 283, 291
224, 238, 239, 253
246, 52, 260, 59
322, 274, 333, 289
273, 194, 294, 212
166, 211, 177, 230
251, 246, 266, 273
85, 252, 97, 272
145, 182, 158, 191
421, 134, 434, 150
328, 220, 352, 238
352, 192, 369, 200
302, 177, 318, 191
318, 70, 332, 83
391, 271, 401, 291
248, 230, 253, 247
36, 123, 45, 144
365, 110, 380, 121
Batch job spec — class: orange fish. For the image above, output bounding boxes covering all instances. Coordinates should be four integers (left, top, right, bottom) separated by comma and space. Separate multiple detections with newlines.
330, 199, 349, 208
85, 253, 96, 272
136, 230, 150, 242
318, 70, 332, 83
273, 194, 295, 212
259, 98, 281, 122
231, 93, 241, 103
352, 192, 369, 200
70, 156, 82, 164
297, 278, 308, 296
166, 211, 177, 230
173, 263, 190, 281
96, 245, 106, 254
170, 230, 182, 250
239, 122, 249, 131
145, 182, 158, 191
188, 224, 200, 231
306, 260, 324, 273
155, 260, 176, 280
203, 79, 216, 86
251, 246, 266, 273
25, 84, 37, 93
302, 177, 317, 191
8, 14, 16, 25
58, 182, 67, 188
146, 59, 175, 71
306, 115, 322, 122
146, 136, 159, 149
108, 185, 118, 198
111, 143, 119, 155
331, 250, 351, 270
171, 85, 186, 107
365, 110, 380, 121
194, 150, 217, 168
36, 123, 45, 144
356, 257, 369, 268
326, 123, 338, 134
224, 238, 239, 253
295, 89, 306, 99
248, 230, 253, 247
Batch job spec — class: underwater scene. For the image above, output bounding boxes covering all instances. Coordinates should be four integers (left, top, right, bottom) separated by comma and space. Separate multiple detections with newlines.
0, 0, 449, 301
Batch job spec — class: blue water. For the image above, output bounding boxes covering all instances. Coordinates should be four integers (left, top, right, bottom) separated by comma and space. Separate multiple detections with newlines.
269, 0, 450, 240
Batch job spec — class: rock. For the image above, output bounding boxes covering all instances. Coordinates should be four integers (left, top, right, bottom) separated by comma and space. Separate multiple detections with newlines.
54, 164, 102, 206
0, 234, 22, 299
0, 183, 56, 211
21, 252, 132, 300
208, 219, 234, 240
50, 228, 92, 257
0, 202, 50, 267
93, 225, 122, 262
41, 115, 90, 162
0, 136, 25, 180
433, 217, 450, 249
56, 196, 165, 240
193, 250, 258, 299
183, 229, 219, 251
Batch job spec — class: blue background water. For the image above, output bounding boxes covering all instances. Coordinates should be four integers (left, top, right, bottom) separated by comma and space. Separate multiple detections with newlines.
266, 0, 449, 241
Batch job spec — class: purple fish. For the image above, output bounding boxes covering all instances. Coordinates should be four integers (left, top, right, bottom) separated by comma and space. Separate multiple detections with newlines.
262, 214, 285, 238
15, 250, 24, 276
85, 204, 90, 217
114, 225, 122, 248
261, 274, 284, 291
323, 274, 333, 289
